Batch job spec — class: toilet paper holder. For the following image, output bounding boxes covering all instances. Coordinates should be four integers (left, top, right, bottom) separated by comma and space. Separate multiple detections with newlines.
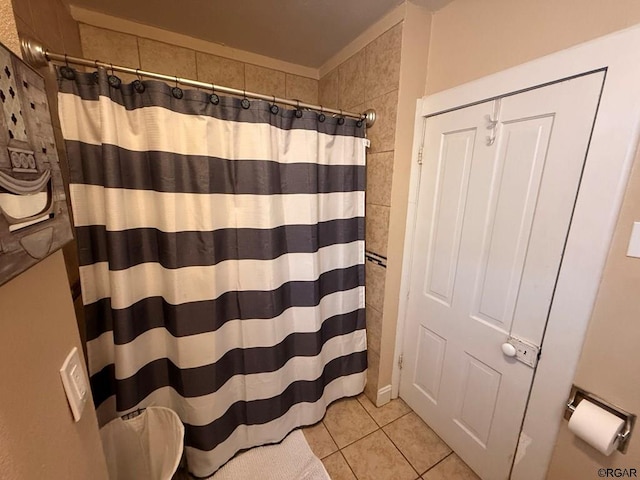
565, 385, 636, 454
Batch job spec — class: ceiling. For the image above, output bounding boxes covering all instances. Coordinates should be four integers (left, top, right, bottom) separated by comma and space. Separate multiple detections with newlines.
65, 0, 447, 68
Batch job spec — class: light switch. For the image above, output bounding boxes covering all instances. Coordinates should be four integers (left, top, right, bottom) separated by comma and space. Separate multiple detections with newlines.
60, 347, 88, 422
626, 222, 640, 258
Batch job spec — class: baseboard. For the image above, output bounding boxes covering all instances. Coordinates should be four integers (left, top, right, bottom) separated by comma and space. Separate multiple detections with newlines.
376, 385, 392, 407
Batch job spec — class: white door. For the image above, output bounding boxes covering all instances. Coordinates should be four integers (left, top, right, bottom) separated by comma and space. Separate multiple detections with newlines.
399, 72, 604, 479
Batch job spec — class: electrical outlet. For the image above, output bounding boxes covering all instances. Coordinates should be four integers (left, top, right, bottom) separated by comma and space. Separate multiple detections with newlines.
60, 347, 88, 422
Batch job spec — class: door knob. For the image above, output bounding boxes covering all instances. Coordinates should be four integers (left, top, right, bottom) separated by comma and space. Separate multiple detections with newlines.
501, 342, 517, 357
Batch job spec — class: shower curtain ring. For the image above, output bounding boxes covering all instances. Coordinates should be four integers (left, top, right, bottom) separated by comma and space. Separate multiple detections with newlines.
133, 68, 145, 93
295, 100, 302, 118
172, 76, 184, 99
91, 60, 100, 84
338, 109, 345, 125
318, 105, 326, 123
241, 90, 250, 109
107, 63, 121, 88
270, 95, 279, 115
210, 83, 220, 105
60, 53, 75, 80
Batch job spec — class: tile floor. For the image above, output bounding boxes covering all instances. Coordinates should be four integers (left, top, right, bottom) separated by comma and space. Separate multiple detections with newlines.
173, 394, 480, 479
303, 394, 481, 480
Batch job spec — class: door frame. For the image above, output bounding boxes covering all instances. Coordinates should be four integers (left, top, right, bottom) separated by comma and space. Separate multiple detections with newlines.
393, 24, 640, 480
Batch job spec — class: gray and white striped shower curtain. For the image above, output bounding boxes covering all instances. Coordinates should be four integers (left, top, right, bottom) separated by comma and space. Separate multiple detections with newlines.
58, 69, 367, 477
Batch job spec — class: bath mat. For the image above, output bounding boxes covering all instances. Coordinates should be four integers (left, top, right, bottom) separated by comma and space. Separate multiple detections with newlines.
211, 429, 330, 480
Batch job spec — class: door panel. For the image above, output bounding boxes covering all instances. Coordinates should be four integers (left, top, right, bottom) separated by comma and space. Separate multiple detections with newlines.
414, 326, 446, 403
424, 129, 475, 305
454, 353, 501, 447
400, 72, 604, 480
473, 116, 553, 331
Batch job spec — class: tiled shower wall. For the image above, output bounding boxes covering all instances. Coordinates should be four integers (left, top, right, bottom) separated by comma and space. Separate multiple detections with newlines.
319, 23, 402, 402
76, 24, 319, 105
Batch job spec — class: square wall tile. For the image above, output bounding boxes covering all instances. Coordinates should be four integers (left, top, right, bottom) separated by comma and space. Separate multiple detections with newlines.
367, 89, 399, 153
322, 452, 356, 480
196, 52, 244, 90
28, 0, 63, 51
286, 74, 318, 104
245, 64, 286, 99
323, 397, 377, 448
367, 151, 394, 207
319, 68, 339, 110
342, 430, 417, 480
12, 0, 32, 26
79, 24, 140, 82
357, 393, 411, 427
339, 49, 365, 111
56, 2, 83, 58
302, 423, 338, 459
366, 23, 403, 100
14, 14, 37, 44
365, 260, 386, 313
366, 204, 390, 257
384, 412, 452, 475
366, 304, 382, 355
139, 37, 197, 79
350, 102, 365, 119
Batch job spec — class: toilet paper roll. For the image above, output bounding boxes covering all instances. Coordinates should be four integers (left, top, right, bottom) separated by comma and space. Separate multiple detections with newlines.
568, 400, 625, 455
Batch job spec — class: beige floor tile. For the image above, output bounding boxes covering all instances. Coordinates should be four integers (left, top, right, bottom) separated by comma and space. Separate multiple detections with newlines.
342, 430, 417, 480
323, 398, 378, 448
422, 453, 480, 480
357, 393, 411, 427
383, 412, 452, 475
322, 452, 357, 480
302, 422, 338, 459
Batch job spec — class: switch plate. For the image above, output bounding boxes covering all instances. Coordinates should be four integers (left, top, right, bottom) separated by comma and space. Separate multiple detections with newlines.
626, 222, 640, 258
60, 347, 88, 422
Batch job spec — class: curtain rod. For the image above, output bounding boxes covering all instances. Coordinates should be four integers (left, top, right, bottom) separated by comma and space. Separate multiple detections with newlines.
20, 37, 376, 128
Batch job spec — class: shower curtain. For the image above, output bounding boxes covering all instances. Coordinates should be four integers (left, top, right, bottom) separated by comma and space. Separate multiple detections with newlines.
57, 69, 367, 477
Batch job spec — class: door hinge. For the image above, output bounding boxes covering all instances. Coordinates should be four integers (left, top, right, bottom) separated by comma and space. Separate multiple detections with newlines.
417, 145, 424, 165
398, 354, 404, 370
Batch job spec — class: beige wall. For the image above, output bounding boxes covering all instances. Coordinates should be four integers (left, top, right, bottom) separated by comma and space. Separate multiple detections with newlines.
546, 154, 640, 477
426, 0, 640, 94
397, 0, 640, 476
77, 24, 319, 105
319, 21, 403, 402
0, 1, 108, 478
0, 252, 108, 479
